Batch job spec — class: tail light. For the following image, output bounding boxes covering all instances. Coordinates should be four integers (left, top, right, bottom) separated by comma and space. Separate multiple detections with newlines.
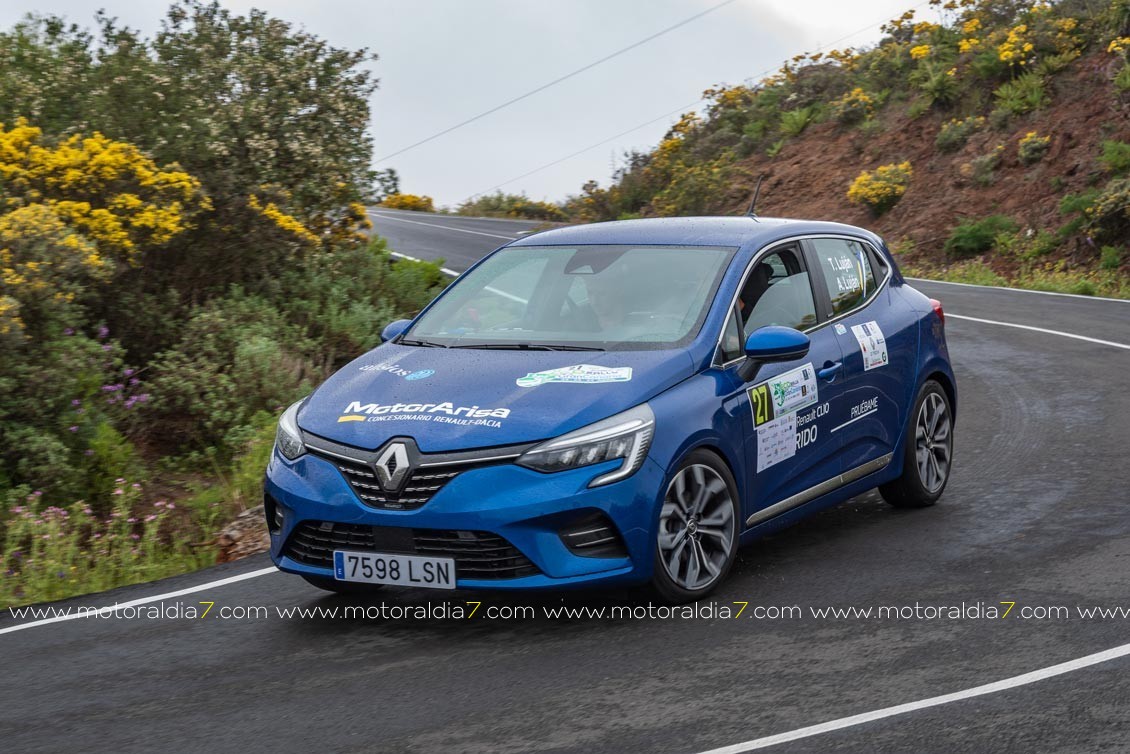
929, 298, 944, 327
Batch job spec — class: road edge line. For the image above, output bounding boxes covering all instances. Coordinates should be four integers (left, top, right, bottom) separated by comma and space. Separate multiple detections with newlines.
946, 313, 1130, 350
695, 641, 1130, 753
1, 566, 279, 636
907, 276, 1129, 303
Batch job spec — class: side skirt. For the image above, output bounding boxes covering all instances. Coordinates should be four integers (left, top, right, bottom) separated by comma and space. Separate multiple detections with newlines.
745, 453, 894, 527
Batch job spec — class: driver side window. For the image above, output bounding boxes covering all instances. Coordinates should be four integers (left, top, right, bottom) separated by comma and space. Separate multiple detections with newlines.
738, 247, 818, 335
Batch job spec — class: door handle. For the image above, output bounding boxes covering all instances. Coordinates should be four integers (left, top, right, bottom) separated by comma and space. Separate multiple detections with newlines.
817, 361, 843, 381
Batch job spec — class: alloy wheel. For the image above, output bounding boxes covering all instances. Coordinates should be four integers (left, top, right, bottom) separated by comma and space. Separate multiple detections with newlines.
658, 464, 736, 591
915, 391, 951, 493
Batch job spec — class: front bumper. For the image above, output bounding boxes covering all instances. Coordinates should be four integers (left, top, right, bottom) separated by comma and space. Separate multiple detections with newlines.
264, 446, 666, 590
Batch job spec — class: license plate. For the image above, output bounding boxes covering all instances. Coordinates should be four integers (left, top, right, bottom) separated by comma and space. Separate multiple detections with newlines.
333, 550, 456, 590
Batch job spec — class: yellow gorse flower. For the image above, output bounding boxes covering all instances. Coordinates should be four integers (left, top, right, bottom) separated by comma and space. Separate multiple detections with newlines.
847, 162, 913, 214
999, 24, 1034, 64
248, 194, 319, 244
0, 120, 207, 337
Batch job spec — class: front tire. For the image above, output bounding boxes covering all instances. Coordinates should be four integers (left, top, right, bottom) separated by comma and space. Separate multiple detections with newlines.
652, 449, 740, 603
880, 379, 953, 509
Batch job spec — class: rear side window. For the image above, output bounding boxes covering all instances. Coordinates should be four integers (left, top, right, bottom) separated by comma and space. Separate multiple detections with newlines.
812, 238, 878, 315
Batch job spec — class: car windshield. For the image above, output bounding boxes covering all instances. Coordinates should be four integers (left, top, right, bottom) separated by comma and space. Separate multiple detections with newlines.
404, 244, 736, 350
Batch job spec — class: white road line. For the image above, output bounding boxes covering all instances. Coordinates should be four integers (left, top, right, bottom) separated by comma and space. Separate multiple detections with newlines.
372, 209, 543, 227
387, 251, 527, 302
369, 211, 518, 240
907, 277, 1129, 303
946, 313, 1130, 350
829, 407, 877, 433
0, 566, 278, 636
388, 250, 461, 277
696, 641, 1130, 753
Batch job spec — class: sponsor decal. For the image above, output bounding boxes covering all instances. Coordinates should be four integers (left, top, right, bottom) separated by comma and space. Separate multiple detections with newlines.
748, 363, 820, 472
834, 323, 848, 335
516, 364, 633, 388
338, 401, 510, 428
756, 413, 795, 472
359, 363, 435, 381
851, 321, 888, 371
747, 363, 818, 428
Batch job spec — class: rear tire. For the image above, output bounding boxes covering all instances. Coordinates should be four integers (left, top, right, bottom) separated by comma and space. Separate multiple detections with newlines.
881, 379, 953, 509
301, 574, 383, 595
651, 449, 740, 603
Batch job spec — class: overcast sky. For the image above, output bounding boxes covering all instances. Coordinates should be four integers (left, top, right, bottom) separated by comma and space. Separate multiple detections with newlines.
1, 0, 939, 208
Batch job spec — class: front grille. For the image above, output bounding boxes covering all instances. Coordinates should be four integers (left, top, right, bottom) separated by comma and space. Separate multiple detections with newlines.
309, 449, 476, 511
283, 520, 540, 580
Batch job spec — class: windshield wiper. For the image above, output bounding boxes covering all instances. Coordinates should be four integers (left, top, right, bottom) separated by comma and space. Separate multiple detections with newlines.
451, 343, 605, 351
399, 338, 448, 348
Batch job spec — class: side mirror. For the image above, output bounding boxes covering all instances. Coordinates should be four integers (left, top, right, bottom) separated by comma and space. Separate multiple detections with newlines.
381, 319, 412, 343
736, 326, 810, 382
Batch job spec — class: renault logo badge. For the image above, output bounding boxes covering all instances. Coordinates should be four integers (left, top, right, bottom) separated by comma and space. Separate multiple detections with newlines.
374, 442, 410, 492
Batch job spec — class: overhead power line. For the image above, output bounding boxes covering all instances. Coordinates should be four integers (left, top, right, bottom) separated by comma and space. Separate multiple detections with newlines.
375, 0, 741, 162
462, 0, 933, 203
466, 98, 705, 200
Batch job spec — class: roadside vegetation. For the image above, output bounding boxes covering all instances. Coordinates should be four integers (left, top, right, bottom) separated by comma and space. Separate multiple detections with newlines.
0, 2, 446, 606
549, 0, 1129, 297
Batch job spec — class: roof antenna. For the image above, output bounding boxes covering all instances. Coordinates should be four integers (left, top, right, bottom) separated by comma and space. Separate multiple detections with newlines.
745, 174, 766, 218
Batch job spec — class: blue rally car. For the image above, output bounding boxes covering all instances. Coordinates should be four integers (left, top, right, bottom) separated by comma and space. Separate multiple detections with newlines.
265, 216, 955, 601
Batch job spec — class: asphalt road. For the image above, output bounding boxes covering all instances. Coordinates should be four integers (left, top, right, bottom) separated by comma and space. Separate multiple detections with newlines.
3, 209, 1129, 754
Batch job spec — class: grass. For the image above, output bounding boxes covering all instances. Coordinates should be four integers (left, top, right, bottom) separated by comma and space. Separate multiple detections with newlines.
900, 258, 1130, 299
0, 416, 279, 608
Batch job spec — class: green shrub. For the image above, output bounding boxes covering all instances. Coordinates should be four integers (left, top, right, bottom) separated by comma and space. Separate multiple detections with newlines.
1116, 64, 1130, 92
458, 192, 566, 221
944, 215, 1020, 257
994, 73, 1048, 115
935, 116, 986, 153
779, 106, 818, 137
1084, 177, 1130, 242
912, 61, 960, 107
988, 107, 1012, 131
1100, 245, 1124, 270
1018, 131, 1051, 165
941, 260, 1009, 287
1100, 140, 1130, 174
143, 292, 313, 453
961, 145, 1006, 186
833, 88, 875, 125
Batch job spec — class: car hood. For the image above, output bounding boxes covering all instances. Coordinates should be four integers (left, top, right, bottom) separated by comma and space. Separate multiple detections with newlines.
297, 344, 695, 452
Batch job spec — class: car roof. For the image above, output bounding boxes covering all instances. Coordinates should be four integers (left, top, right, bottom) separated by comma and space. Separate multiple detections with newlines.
506, 216, 885, 252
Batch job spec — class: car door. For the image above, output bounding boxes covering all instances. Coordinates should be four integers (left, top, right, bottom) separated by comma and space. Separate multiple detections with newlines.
803, 236, 917, 473
713, 242, 850, 526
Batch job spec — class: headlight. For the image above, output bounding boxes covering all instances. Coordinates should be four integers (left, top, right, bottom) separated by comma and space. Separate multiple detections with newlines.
275, 399, 306, 461
517, 404, 654, 487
